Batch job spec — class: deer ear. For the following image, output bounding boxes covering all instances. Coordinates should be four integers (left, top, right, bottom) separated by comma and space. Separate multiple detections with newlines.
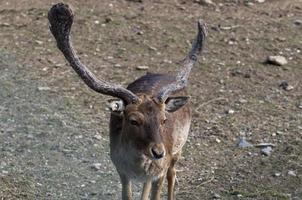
165, 96, 190, 112
107, 99, 125, 113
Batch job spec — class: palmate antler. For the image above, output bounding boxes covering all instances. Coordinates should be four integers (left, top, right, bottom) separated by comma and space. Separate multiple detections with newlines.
48, 3, 140, 104
156, 20, 207, 103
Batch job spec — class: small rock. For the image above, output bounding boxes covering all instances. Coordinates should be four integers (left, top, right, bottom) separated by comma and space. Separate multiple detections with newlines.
35, 40, 43, 45
238, 98, 248, 104
277, 37, 286, 42
267, 56, 288, 66
215, 138, 221, 143
94, 20, 100, 25
254, 143, 276, 148
105, 17, 113, 23
261, 146, 272, 156
294, 20, 302, 26
255, 0, 265, 3
38, 86, 51, 91
274, 172, 281, 177
148, 46, 157, 51
93, 134, 102, 140
279, 81, 294, 91
288, 170, 297, 177
213, 193, 221, 199
91, 163, 102, 170
114, 64, 122, 68
137, 31, 144, 35
226, 109, 235, 114
237, 138, 253, 148
195, 0, 215, 6
1, 22, 10, 27
245, 2, 254, 6
136, 65, 149, 70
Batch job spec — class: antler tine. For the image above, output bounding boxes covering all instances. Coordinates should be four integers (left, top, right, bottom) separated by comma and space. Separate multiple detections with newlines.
48, 3, 140, 104
156, 20, 207, 103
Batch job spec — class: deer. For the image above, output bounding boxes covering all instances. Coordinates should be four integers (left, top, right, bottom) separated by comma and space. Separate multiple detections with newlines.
48, 3, 206, 200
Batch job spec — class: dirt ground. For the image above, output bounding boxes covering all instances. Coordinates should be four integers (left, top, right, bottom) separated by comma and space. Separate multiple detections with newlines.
0, 0, 301, 199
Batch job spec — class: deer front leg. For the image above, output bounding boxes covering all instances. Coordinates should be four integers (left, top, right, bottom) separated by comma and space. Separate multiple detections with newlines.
150, 176, 164, 200
141, 179, 152, 200
167, 166, 176, 200
120, 174, 133, 200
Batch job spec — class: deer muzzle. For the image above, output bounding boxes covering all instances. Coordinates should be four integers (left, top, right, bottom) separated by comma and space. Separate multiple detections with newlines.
149, 143, 166, 160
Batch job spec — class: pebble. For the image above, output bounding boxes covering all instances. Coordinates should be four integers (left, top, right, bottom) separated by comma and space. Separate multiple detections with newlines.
238, 98, 248, 104
0, 22, 10, 27
261, 146, 272, 156
136, 65, 149, 70
255, 0, 265, 3
213, 193, 221, 199
245, 2, 254, 6
274, 172, 281, 177
226, 109, 235, 114
93, 134, 102, 140
35, 40, 43, 45
91, 163, 102, 170
288, 170, 297, 177
255, 143, 276, 148
195, 0, 215, 6
237, 138, 253, 148
279, 81, 294, 91
114, 64, 122, 68
267, 56, 288, 66
294, 20, 302, 26
215, 138, 221, 143
38, 86, 51, 91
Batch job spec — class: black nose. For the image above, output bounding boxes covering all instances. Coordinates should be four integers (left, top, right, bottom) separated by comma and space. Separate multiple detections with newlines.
151, 148, 164, 159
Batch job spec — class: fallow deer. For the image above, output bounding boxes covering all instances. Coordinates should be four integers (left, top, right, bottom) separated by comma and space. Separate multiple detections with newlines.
48, 3, 206, 200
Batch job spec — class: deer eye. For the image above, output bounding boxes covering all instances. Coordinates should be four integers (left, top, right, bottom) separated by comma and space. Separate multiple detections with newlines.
129, 118, 140, 126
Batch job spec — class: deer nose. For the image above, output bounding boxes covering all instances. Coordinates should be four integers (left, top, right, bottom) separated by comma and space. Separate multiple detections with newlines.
150, 144, 165, 160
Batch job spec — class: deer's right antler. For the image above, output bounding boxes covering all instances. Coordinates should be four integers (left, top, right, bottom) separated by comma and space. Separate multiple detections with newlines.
48, 3, 140, 104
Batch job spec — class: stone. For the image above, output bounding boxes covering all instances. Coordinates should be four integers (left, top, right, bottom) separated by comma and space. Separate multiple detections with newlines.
254, 143, 276, 148
261, 146, 272, 156
213, 193, 221, 199
237, 138, 253, 148
114, 64, 122, 68
226, 109, 235, 114
195, 0, 215, 6
267, 56, 288, 66
279, 81, 294, 91
38, 86, 51, 91
294, 20, 302, 26
288, 170, 297, 177
136, 65, 149, 70
91, 163, 102, 170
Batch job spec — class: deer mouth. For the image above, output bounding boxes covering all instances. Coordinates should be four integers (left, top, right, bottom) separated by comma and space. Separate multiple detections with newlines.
141, 156, 165, 178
